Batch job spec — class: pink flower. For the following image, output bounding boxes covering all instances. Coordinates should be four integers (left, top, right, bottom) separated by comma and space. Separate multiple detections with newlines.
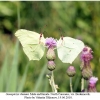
68, 66, 75, 71
45, 37, 57, 49
88, 76, 98, 92
89, 77, 98, 85
81, 46, 93, 63
80, 46, 93, 80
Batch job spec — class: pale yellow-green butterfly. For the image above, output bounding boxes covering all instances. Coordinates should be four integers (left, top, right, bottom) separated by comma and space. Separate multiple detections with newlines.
57, 36, 85, 64
15, 29, 45, 61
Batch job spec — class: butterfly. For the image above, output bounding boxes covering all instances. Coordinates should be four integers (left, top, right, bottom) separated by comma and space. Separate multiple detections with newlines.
15, 29, 84, 64
15, 29, 45, 60
57, 36, 84, 64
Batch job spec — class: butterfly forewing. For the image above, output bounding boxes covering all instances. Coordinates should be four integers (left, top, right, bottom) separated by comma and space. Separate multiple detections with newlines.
15, 29, 45, 60
15, 29, 44, 45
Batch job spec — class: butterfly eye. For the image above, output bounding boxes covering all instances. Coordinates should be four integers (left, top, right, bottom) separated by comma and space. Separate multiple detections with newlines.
61, 36, 63, 40
40, 34, 42, 38
39, 34, 43, 44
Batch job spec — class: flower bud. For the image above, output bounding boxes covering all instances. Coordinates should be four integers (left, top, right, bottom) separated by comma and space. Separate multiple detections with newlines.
66, 66, 76, 77
82, 66, 93, 80
88, 77, 98, 92
47, 61, 56, 71
46, 48, 56, 60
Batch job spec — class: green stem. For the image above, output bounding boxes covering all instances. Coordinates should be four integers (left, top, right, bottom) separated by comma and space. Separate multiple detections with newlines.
81, 78, 84, 91
17, 2, 20, 29
70, 77, 73, 92
85, 80, 88, 92
48, 71, 57, 92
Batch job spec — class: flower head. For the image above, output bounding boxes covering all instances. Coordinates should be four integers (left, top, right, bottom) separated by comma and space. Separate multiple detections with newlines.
81, 46, 93, 63
88, 76, 98, 92
89, 77, 98, 85
66, 66, 76, 77
80, 46, 93, 80
45, 37, 57, 49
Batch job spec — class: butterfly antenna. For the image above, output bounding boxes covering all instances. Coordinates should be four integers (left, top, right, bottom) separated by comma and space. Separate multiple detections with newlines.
58, 27, 63, 39
39, 24, 48, 35
39, 24, 47, 43
43, 31, 47, 35
43, 24, 48, 34
61, 31, 66, 40
41, 24, 48, 37
38, 27, 42, 43
58, 27, 64, 45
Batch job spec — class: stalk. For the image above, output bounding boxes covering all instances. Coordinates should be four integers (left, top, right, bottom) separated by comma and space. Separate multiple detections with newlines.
70, 77, 73, 92
81, 78, 84, 91
48, 71, 57, 92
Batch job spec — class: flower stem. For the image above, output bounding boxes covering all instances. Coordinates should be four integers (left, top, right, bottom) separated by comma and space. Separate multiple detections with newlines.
70, 77, 73, 92
48, 71, 57, 92
85, 80, 88, 92
81, 78, 84, 91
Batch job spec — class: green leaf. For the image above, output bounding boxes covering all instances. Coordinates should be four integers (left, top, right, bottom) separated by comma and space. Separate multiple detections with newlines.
0, 3, 13, 16
15, 29, 45, 61
73, 75, 81, 91
6, 41, 19, 92
57, 37, 84, 64
33, 64, 47, 92
17, 63, 29, 92
0, 55, 8, 92
42, 78, 49, 92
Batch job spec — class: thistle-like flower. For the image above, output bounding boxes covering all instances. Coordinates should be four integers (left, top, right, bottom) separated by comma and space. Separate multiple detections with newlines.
80, 46, 93, 80
66, 66, 76, 77
45, 37, 57, 71
45, 37, 57, 61
45, 37, 57, 49
45, 38, 57, 92
88, 76, 98, 92
81, 46, 93, 66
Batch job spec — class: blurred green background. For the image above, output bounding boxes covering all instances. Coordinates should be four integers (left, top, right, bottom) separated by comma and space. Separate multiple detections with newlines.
0, 1, 100, 92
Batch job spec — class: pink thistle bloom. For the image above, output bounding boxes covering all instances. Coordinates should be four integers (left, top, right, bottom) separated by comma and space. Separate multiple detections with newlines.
45, 37, 57, 49
89, 77, 98, 87
81, 46, 93, 63
88, 76, 98, 92
80, 46, 93, 80
68, 66, 75, 71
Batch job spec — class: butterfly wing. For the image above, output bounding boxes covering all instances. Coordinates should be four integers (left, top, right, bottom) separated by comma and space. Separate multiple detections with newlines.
57, 37, 84, 64
15, 29, 45, 60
